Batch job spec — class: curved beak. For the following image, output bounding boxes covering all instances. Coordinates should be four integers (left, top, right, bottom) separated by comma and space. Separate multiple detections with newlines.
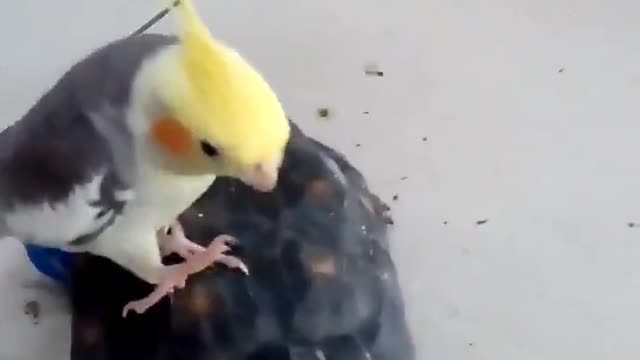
241, 162, 280, 192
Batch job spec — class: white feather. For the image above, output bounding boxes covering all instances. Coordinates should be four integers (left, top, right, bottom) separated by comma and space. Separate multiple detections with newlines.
5, 172, 112, 247
114, 189, 135, 202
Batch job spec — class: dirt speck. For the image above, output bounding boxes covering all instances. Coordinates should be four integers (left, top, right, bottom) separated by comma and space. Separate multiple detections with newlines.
422, 137, 428, 142
364, 63, 384, 77
629, 222, 637, 228
468, 342, 474, 347
400, 176, 408, 180
317, 108, 330, 119
355, 143, 361, 147
24, 300, 40, 324
443, 221, 448, 225
392, 194, 399, 201
365, 70, 384, 77
558, 68, 565, 73
476, 219, 489, 225
363, 111, 370, 115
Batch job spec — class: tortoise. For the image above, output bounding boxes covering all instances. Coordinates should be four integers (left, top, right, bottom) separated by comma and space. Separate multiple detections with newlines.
26, 121, 416, 360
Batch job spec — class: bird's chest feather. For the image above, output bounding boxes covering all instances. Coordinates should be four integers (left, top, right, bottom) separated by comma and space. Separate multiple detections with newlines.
130, 166, 215, 227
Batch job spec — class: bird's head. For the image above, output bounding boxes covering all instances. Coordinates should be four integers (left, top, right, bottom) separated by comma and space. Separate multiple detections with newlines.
144, 0, 290, 192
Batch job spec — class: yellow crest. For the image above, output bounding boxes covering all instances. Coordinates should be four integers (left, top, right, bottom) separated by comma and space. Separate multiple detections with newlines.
164, 0, 290, 166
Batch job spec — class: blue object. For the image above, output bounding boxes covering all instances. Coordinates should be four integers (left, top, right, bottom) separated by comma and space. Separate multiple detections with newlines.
24, 244, 74, 287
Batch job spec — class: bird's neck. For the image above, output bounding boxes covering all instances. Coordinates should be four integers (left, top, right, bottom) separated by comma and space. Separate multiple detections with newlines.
127, 45, 185, 139
126, 46, 191, 174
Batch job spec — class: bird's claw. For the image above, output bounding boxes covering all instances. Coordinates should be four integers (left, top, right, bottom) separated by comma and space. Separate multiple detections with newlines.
193, 234, 249, 275
121, 264, 188, 317
157, 223, 206, 259
217, 254, 249, 275
122, 300, 153, 317
122, 234, 249, 318
173, 241, 206, 259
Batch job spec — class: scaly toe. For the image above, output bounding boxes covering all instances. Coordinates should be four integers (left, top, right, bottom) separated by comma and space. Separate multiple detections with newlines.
217, 254, 250, 275
121, 265, 190, 317
176, 242, 206, 259
122, 299, 153, 318
214, 234, 237, 246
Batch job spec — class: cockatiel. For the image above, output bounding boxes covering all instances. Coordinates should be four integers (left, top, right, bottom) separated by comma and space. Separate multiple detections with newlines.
0, 0, 290, 316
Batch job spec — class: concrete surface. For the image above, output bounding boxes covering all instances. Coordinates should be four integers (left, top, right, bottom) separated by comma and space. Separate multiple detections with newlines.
1, 0, 639, 359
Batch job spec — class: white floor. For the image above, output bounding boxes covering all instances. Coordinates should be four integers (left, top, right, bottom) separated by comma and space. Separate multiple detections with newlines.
1, 0, 640, 359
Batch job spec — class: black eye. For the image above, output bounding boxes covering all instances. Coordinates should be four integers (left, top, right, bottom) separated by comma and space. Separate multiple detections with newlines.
200, 141, 219, 157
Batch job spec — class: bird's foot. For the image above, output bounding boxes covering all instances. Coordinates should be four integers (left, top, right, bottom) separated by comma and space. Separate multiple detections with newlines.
122, 263, 187, 317
178, 234, 249, 276
122, 234, 248, 317
157, 222, 205, 259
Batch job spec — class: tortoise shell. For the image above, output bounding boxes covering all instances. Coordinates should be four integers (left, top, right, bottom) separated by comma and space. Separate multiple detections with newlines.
56, 122, 415, 360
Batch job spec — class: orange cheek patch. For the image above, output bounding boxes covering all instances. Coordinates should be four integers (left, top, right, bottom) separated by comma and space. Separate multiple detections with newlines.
151, 117, 193, 156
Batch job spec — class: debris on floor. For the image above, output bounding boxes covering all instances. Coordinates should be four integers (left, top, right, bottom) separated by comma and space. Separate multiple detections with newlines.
317, 107, 330, 119
364, 62, 384, 77
476, 219, 489, 226
24, 300, 41, 324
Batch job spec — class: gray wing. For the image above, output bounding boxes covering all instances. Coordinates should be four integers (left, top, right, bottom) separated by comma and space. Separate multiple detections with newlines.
0, 105, 136, 248
0, 33, 179, 247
